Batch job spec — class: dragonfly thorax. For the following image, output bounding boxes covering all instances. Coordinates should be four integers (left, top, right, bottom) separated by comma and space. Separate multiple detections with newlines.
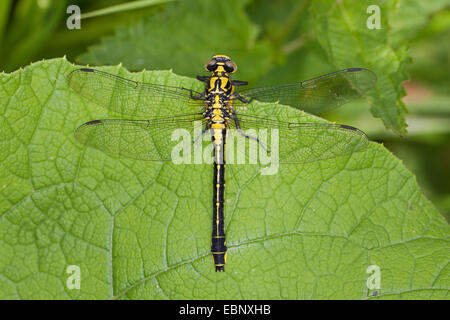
202, 57, 235, 129
207, 74, 233, 95
204, 94, 232, 129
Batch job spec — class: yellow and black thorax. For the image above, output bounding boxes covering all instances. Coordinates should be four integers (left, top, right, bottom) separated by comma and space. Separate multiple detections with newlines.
200, 54, 237, 130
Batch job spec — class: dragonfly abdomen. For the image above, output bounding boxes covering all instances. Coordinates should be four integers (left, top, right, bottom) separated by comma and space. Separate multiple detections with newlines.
211, 128, 227, 272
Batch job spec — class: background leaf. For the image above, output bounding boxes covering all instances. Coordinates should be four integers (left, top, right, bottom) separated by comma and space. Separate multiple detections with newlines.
0, 59, 448, 299
79, 0, 274, 82
310, 0, 411, 136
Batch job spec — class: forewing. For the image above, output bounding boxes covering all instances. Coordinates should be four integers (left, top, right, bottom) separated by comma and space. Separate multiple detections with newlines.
67, 68, 204, 118
236, 68, 376, 114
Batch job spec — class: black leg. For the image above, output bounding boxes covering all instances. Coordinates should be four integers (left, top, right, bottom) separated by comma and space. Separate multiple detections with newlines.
194, 126, 209, 143
231, 80, 248, 87
232, 115, 269, 153
231, 93, 251, 104
196, 75, 210, 83
190, 91, 205, 100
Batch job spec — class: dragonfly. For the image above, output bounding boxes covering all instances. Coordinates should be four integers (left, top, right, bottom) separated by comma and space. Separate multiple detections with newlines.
67, 54, 376, 271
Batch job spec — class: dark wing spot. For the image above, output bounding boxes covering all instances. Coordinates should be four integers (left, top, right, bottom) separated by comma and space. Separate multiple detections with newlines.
339, 124, 358, 131
346, 68, 362, 72
86, 120, 102, 125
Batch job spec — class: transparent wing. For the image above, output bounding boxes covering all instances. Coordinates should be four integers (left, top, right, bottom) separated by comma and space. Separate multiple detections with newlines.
228, 114, 369, 163
75, 113, 369, 163
236, 68, 376, 114
67, 68, 204, 118
75, 113, 207, 161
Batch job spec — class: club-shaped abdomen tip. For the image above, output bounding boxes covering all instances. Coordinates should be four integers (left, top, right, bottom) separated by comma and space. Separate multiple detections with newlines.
216, 266, 225, 272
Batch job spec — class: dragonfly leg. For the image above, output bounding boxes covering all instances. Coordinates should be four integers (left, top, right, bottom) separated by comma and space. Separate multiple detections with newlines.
231, 80, 248, 87
231, 93, 251, 104
189, 90, 205, 100
194, 126, 209, 143
232, 115, 269, 153
196, 75, 210, 83
237, 129, 269, 153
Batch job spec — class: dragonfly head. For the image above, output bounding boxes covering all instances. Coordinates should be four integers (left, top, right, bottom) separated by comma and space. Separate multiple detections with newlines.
204, 54, 237, 74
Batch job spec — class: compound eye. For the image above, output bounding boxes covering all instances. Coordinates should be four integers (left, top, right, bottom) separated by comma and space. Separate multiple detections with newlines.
204, 59, 218, 72
224, 61, 237, 73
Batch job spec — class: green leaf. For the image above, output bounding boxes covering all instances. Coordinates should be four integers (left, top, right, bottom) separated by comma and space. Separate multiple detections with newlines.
387, 0, 450, 45
310, 0, 411, 136
0, 0, 12, 48
0, 0, 66, 72
0, 59, 449, 299
78, 0, 273, 82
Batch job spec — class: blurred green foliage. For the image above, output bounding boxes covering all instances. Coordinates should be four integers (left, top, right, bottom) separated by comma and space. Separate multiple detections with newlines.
0, 0, 162, 71
0, 0, 449, 220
